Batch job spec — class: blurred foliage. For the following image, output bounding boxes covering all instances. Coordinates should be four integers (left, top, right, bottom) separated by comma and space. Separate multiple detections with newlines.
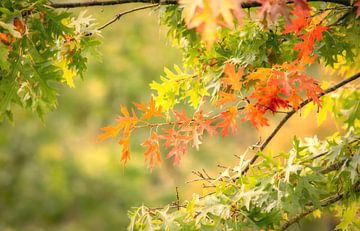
0, 3, 182, 229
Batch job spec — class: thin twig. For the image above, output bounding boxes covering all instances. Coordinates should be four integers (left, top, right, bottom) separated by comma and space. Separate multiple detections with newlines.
97, 4, 159, 31
175, 187, 180, 211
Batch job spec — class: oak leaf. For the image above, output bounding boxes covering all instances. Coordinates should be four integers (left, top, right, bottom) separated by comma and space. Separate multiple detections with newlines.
118, 136, 131, 166
133, 96, 162, 120
215, 91, 237, 106
142, 132, 161, 170
160, 129, 192, 165
242, 104, 269, 128
216, 106, 238, 137
284, 9, 311, 35
97, 106, 138, 142
222, 63, 243, 91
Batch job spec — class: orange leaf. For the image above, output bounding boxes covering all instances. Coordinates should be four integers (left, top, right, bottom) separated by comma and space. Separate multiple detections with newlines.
180, 0, 204, 25
294, 25, 328, 59
244, 68, 272, 83
117, 106, 138, 135
142, 132, 161, 170
0, 32, 14, 45
97, 106, 138, 141
288, 90, 302, 110
97, 125, 122, 142
216, 106, 238, 137
133, 96, 162, 120
118, 136, 131, 166
284, 9, 311, 35
215, 91, 237, 106
180, 0, 243, 48
13, 17, 26, 35
222, 63, 243, 91
242, 104, 269, 129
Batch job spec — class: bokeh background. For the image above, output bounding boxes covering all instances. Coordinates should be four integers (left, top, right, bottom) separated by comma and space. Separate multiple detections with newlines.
0, 1, 340, 230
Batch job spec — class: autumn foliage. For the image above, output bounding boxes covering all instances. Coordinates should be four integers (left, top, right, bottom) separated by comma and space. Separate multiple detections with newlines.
97, 0, 338, 169
1, 0, 359, 230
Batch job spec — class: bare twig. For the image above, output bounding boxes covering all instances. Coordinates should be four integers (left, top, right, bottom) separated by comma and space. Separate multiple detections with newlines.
217, 164, 228, 169
241, 71, 360, 175
96, 4, 159, 32
175, 187, 180, 210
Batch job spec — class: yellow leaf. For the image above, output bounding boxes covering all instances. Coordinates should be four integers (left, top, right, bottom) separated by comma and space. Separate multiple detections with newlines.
56, 59, 77, 88
282, 213, 288, 221
313, 209, 322, 218
323, 53, 360, 77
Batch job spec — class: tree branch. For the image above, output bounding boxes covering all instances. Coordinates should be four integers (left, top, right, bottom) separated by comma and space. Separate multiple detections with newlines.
49, 0, 352, 8
242, 71, 360, 175
49, 0, 175, 8
280, 180, 360, 231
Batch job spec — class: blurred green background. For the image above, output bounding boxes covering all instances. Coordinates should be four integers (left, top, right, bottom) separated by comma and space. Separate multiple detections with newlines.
0, 1, 340, 230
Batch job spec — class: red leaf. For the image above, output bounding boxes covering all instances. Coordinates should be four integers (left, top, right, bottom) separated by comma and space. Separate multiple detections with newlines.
160, 129, 192, 165
250, 81, 289, 113
191, 111, 217, 149
13, 17, 26, 35
242, 104, 269, 129
216, 106, 238, 137
355, 0, 360, 18
293, 74, 323, 106
293, 0, 310, 15
142, 132, 161, 170
173, 109, 192, 125
312, 25, 328, 41
284, 9, 311, 35
258, 0, 291, 25
294, 25, 328, 59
